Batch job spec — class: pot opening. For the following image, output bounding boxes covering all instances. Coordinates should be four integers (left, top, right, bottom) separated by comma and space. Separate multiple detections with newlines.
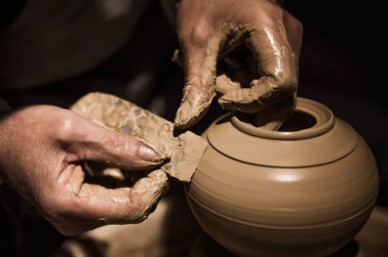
231, 98, 335, 140
278, 110, 317, 132
233, 109, 317, 132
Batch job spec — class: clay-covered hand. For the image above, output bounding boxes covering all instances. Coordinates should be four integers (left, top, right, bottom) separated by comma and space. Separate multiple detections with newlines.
174, 0, 303, 129
0, 105, 168, 236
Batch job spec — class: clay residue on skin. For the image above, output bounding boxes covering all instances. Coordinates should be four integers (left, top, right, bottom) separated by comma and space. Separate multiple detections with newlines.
71, 92, 208, 183
173, 36, 220, 129
215, 74, 241, 95
173, 1, 302, 129
129, 169, 169, 222
216, 20, 299, 113
174, 81, 216, 130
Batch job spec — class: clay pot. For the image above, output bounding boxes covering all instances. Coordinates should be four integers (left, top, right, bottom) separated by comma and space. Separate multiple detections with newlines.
185, 97, 379, 257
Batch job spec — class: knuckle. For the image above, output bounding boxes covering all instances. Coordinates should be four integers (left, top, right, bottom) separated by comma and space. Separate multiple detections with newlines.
249, 3, 283, 27
179, 19, 213, 49
51, 113, 77, 140
103, 139, 129, 162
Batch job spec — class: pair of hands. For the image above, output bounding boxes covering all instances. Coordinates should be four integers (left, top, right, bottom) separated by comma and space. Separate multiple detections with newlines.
0, 0, 302, 236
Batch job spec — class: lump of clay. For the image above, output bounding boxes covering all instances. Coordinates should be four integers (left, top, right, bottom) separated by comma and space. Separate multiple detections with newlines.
71, 92, 208, 183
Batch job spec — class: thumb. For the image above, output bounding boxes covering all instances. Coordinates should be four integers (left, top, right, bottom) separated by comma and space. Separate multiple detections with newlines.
174, 28, 221, 129
51, 168, 169, 236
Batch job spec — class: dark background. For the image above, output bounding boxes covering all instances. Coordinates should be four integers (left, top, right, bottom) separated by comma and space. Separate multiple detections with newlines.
284, 0, 388, 206
1, 1, 387, 256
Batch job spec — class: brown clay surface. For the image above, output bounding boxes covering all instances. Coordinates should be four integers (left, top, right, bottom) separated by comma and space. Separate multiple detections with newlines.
71, 92, 208, 183
186, 98, 379, 257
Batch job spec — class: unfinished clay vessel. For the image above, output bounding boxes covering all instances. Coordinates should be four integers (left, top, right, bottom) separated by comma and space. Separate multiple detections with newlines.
186, 97, 379, 257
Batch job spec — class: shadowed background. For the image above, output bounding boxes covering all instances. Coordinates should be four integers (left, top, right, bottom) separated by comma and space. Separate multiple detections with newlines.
0, 1, 387, 256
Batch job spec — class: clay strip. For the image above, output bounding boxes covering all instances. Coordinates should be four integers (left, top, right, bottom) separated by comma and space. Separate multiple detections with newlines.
70, 92, 208, 183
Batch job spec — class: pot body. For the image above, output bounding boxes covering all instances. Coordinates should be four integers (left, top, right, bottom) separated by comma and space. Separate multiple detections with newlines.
186, 98, 379, 257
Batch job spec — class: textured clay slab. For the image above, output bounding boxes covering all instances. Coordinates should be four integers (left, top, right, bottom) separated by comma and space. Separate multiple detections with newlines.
70, 92, 208, 183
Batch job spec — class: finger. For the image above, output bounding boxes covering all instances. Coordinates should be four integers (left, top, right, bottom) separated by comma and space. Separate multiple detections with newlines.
50, 166, 169, 236
253, 94, 295, 130
59, 112, 162, 169
219, 9, 302, 113
214, 74, 242, 95
218, 77, 287, 113
73, 168, 168, 222
283, 10, 304, 58
174, 21, 220, 129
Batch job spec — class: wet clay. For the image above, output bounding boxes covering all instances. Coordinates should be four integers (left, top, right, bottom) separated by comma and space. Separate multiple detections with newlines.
172, 0, 302, 128
216, 75, 296, 131
186, 97, 379, 257
71, 92, 208, 183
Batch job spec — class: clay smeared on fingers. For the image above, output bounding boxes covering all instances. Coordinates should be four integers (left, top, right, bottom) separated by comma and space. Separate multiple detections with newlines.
174, 84, 216, 129
130, 169, 169, 222
214, 74, 242, 95
218, 77, 274, 113
71, 92, 208, 183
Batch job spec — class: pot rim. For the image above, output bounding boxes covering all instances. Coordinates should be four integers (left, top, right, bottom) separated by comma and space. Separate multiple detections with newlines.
231, 97, 335, 140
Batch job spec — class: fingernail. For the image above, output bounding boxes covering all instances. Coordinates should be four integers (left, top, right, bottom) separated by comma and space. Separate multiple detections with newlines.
174, 97, 209, 129
174, 102, 192, 128
138, 144, 159, 162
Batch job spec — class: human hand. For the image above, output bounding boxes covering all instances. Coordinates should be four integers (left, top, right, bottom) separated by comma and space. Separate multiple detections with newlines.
0, 105, 168, 236
173, 0, 303, 129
